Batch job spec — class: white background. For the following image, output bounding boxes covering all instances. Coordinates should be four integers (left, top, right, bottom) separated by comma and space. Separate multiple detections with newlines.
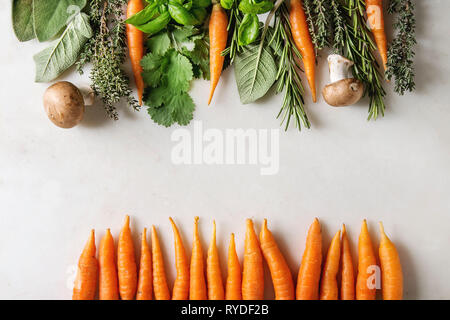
1, 1, 449, 299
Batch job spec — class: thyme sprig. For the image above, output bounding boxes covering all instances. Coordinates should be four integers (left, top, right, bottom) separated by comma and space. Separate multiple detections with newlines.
77, 0, 139, 120
386, 0, 416, 95
313, 0, 332, 50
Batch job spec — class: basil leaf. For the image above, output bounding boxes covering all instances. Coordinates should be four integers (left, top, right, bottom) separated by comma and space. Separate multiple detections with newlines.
238, 14, 259, 46
239, 0, 273, 14
34, 12, 92, 82
125, 2, 159, 26
12, 0, 35, 42
33, 0, 87, 42
234, 44, 276, 104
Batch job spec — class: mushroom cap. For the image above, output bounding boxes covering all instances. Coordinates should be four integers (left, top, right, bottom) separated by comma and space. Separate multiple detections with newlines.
43, 81, 85, 128
322, 78, 364, 107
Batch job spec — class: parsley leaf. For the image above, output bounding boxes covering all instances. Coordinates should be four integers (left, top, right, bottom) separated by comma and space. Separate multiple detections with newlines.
166, 50, 193, 93
146, 32, 171, 56
169, 93, 195, 126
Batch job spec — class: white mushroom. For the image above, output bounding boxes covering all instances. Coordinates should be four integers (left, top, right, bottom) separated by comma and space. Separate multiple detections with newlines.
43, 81, 92, 128
322, 54, 364, 107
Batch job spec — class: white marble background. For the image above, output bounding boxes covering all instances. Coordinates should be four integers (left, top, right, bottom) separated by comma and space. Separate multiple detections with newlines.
1, 1, 449, 299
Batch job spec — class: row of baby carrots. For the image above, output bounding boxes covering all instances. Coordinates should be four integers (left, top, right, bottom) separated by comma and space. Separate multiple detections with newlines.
72, 216, 403, 300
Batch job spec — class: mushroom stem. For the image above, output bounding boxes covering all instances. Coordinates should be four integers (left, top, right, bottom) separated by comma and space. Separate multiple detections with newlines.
328, 54, 354, 83
79, 86, 95, 106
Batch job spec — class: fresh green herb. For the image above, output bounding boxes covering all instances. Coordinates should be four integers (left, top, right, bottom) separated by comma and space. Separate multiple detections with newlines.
338, 0, 386, 120
142, 26, 209, 127
302, 0, 317, 50
238, 14, 260, 46
222, 0, 243, 65
33, 0, 87, 42
34, 11, 92, 83
238, 0, 274, 14
77, 0, 139, 120
234, 44, 277, 104
12, 0, 35, 42
330, 0, 344, 50
386, 0, 416, 95
313, 0, 332, 50
271, 3, 310, 130
126, 0, 210, 32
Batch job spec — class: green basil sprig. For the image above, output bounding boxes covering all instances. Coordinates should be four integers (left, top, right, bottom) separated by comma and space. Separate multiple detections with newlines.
135, 11, 172, 34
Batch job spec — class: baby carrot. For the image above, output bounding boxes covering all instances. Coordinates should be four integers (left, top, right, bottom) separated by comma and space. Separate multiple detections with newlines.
136, 228, 152, 300
151, 225, 171, 300
225, 233, 242, 300
98, 229, 119, 300
296, 218, 322, 300
126, 0, 145, 105
379, 222, 403, 300
208, 3, 228, 105
260, 219, 295, 300
356, 219, 377, 300
366, 0, 388, 70
319, 230, 341, 300
207, 220, 225, 300
190, 217, 207, 300
73, 230, 98, 300
169, 217, 190, 300
289, 0, 317, 102
340, 224, 355, 300
118, 215, 137, 300
242, 219, 264, 300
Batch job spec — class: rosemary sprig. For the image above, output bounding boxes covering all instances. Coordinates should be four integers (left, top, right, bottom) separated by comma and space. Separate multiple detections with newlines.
270, 3, 310, 131
77, 0, 139, 120
386, 0, 416, 95
222, 1, 243, 65
340, 0, 386, 120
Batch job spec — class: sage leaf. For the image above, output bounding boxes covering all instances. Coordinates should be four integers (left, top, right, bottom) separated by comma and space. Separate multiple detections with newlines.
33, 0, 87, 42
12, 0, 35, 42
34, 12, 92, 83
234, 45, 277, 104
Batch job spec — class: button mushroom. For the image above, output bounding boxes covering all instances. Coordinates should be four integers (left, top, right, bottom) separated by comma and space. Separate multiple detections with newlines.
43, 81, 86, 128
322, 54, 364, 107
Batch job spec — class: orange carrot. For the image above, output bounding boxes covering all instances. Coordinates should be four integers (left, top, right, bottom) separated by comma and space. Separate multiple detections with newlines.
319, 230, 341, 300
98, 229, 119, 300
190, 217, 207, 300
340, 224, 355, 300
379, 222, 403, 300
151, 225, 171, 300
242, 219, 264, 300
289, 0, 317, 102
260, 219, 295, 300
208, 3, 228, 105
169, 217, 190, 300
356, 219, 377, 300
207, 220, 225, 300
136, 228, 152, 300
296, 218, 322, 300
366, 0, 388, 70
117, 215, 137, 300
225, 233, 242, 300
127, 0, 145, 105
73, 230, 98, 300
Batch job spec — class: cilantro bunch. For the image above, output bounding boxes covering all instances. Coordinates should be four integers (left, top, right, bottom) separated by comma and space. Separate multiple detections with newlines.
142, 26, 209, 127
